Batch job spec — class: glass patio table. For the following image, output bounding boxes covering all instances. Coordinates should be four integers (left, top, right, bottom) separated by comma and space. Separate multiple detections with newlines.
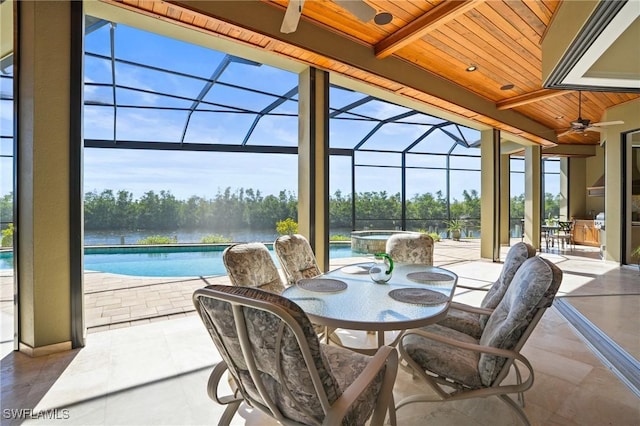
282, 262, 458, 350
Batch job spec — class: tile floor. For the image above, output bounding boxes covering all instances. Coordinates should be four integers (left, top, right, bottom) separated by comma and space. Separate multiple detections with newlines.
1, 241, 639, 425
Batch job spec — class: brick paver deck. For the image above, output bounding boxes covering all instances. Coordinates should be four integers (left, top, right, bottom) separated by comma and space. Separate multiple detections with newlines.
0, 239, 512, 333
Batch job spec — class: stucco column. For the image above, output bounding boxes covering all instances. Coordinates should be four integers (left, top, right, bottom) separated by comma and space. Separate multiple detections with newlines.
480, 129, 500, 261
559, 157, 569, 220
500, 154, 511, 245
297, 68, 330, 271
601, 99, 640, 263
524, 145, 542, 249
16, 0, 84, 355
567, 157, 586, 220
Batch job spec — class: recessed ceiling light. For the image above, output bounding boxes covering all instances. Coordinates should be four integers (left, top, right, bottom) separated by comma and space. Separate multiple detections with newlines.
465, 65, 478, 72
500, 84, 514, 90
374, 12, 393, 25
555, 115, 564, 120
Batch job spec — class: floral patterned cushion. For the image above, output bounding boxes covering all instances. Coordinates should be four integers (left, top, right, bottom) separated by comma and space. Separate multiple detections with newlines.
385, 233, 434, 265
438, 242, 536, 338
274, 234, 321, 285
402, 323, 483, 389
480, 242, 536, 311
403, 256, 562, 390
321, 344, 386, 425
195, 285, 386, 425
478, 256, 562, 386
437, 309, 483, 339
222, 243, 285, 294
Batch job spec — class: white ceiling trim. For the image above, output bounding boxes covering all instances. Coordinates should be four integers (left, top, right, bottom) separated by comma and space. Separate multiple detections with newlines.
563, 1, 640, 89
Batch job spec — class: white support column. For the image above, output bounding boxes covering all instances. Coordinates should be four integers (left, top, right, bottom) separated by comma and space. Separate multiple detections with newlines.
297, 68, 330, 271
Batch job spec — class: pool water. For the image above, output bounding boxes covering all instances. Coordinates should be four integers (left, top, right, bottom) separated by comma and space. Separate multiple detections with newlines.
0, 244, 357, 278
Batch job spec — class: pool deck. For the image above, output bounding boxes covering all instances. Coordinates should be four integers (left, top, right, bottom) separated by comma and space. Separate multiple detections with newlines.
3, 240, 639, 426
1, 239, 485, 333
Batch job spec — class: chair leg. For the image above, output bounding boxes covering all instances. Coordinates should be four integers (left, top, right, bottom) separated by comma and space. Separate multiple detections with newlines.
217, 400, 242, 426
387, 393, 397, 426
513, 363, 525, 407
497, 394, 531, 426
207, 362, 243, 426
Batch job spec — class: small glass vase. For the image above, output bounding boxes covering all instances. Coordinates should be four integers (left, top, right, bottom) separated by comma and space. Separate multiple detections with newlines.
369, 253, 394, 284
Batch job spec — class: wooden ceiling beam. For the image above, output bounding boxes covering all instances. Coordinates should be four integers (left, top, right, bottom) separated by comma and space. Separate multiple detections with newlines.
496, 89, 574, 110
374, 0, 483, 59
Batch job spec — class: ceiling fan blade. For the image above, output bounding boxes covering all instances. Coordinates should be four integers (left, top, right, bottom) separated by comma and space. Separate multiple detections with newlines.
591, 120, 625, 127
333, 0, 376, 22
281, 0, 305, 34
584, 127, 602, 133
557, 129, 574, 137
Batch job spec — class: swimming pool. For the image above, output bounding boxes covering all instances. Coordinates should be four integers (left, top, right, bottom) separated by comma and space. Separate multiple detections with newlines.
0, 243, 357, 278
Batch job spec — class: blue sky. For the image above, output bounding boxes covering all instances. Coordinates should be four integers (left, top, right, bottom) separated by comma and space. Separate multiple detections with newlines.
79, 21, 489, 201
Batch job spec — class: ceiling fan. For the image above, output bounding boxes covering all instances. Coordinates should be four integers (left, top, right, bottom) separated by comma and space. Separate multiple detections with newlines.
280, 0, 378, 34
558, 91, 624, 137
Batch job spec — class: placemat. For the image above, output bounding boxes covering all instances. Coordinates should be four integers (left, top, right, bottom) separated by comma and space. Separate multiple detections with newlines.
297, 278, 348, 293
406, 271, 454, 283
341, 263, 375, 275
388, 288, 449, 305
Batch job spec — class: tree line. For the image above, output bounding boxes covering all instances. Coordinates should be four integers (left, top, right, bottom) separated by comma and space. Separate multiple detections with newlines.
0, 189, 560, 232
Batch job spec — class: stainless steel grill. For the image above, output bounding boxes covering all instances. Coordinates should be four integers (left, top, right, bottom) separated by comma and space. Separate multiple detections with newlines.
594, 212, 605, 258
594, 212, 605, 230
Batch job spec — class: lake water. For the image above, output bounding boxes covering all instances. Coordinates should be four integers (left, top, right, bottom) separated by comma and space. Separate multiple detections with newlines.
83, 229, 354, 245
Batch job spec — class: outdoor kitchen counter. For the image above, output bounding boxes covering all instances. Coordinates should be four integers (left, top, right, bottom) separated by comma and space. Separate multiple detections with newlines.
573, 219, 600, 247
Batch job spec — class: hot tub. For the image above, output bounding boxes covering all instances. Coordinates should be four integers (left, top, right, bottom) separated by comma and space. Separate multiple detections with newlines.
350, 230, 414, 254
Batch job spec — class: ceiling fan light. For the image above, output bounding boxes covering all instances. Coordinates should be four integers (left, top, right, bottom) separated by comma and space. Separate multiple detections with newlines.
374, 12, 393, 25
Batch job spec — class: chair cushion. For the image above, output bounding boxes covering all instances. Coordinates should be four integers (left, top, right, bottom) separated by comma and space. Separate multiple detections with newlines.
439, 242, 535, 337
478, 242, 536, 328
274, 234, 321, 285
385, 233, 434, 265
321, 344, 386, 425
437, 309, 482, 339
402, 324, 483, 389
196, 285, 341, 424
478, 257, 562, 386
223, 243, 285, 294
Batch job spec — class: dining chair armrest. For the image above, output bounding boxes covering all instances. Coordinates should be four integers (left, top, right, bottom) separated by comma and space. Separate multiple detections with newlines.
323, 345, 398, 426
400, 328, 534, 392
455, 284, 490, 292
449, 302, 494, 316
207, 361, 242, 405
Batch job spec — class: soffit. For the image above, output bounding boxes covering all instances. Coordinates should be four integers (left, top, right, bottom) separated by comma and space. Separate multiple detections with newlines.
543, 0, 640, 92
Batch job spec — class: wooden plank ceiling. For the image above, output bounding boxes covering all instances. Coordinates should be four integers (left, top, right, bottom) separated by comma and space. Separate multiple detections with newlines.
110, 0, 639, 146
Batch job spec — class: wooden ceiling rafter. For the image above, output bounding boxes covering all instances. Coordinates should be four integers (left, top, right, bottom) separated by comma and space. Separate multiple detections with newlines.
497, 89, 574, 110
374, 0, 483, 59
